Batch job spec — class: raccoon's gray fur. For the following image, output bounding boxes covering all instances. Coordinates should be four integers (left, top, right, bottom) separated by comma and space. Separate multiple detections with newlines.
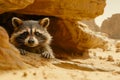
10, 17, 54, 59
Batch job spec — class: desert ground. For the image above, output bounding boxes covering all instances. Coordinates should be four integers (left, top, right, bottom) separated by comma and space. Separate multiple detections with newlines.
1, 47, 120, 80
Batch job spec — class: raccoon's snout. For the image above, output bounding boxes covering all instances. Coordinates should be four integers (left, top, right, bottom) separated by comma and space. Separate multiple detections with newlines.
25, 36, 39, 47
28, 38, 34, 44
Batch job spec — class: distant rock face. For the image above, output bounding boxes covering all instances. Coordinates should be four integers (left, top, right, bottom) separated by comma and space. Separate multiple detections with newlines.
101, 14, 120, 39
81, 19, 100, 32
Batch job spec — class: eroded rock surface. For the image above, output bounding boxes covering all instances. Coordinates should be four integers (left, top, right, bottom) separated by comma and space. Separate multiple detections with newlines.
0, 0, 106, 59
0, 26, 28, 70
48, 17, 115, 59
81, 19, 100, 32
0, 0, 34, 14
1, 0, 120, 80
14, 0, 106, 20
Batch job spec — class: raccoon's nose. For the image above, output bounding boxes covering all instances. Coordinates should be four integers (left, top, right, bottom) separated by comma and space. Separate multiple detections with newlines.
28, 39, 34, 44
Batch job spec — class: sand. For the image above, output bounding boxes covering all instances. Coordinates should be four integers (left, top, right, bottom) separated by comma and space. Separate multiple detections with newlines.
0, 48, 120, 80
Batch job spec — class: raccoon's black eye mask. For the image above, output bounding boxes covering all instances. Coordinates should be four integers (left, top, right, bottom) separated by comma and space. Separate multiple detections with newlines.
23, 32, 29, 36
20, 31, 29, 38
34, 32, 41, 36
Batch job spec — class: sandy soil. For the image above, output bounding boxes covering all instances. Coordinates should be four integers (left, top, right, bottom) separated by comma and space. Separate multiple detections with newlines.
0, 48, 120, 80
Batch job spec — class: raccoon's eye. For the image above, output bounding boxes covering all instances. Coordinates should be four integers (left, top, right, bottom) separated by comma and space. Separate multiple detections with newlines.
22, 32, 29, 36
35, 32, 41, 36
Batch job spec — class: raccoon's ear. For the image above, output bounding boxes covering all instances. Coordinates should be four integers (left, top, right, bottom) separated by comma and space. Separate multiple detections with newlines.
39, 18, 50, 28
12, 17, 23, 29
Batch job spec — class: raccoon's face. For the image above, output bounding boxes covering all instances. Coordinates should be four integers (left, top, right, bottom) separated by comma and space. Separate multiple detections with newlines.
10, 17, 52, 47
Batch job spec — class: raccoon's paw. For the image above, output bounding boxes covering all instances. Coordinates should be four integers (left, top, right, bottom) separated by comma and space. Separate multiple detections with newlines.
19, 49, 27, 55
41, 51, 55, 59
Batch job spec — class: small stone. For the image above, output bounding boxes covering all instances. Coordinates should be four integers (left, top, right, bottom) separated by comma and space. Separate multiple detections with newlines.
33, 72, 36, 76
13, 72, 17, 75
107, 55, 114, 62
22, 72, 27, 77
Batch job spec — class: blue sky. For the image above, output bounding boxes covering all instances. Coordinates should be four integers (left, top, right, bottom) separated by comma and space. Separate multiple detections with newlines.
95, 0, 120, 26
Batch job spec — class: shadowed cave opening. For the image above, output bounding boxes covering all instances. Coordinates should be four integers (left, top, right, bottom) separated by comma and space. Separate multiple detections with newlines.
0, 12, 84, 60
0, 12, 55, 36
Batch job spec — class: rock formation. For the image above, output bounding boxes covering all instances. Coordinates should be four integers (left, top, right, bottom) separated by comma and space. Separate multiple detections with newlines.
0, 0, 34, 14
48, 18, 115, 59
81, 19, 100, 32
0, 0, 106, 59
1, 0, 120, 80
13, 0, 106, 20
101, 14, 120, 39
0, 26, 27, 70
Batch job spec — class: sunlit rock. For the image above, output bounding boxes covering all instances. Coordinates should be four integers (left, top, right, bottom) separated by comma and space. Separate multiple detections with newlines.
0, 26, 27, 70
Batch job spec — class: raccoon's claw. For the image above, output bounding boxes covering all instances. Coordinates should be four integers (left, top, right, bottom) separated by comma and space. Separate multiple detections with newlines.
19, 49, 27, 55
41, 51, 55, 59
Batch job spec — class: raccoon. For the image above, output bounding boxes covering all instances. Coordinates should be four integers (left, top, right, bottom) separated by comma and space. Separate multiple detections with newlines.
10, 17, 55, 59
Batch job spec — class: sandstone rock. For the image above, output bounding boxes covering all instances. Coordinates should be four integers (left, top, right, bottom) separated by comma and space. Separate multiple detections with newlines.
0, 15, 113, 59
48, 17, 114, 59
0, 0, 106, 59
14, 0, 106, 20
0, 26, 27, 70
101, 14, 120, 39
0, 0, 34, 14
81, 19, 100, 32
